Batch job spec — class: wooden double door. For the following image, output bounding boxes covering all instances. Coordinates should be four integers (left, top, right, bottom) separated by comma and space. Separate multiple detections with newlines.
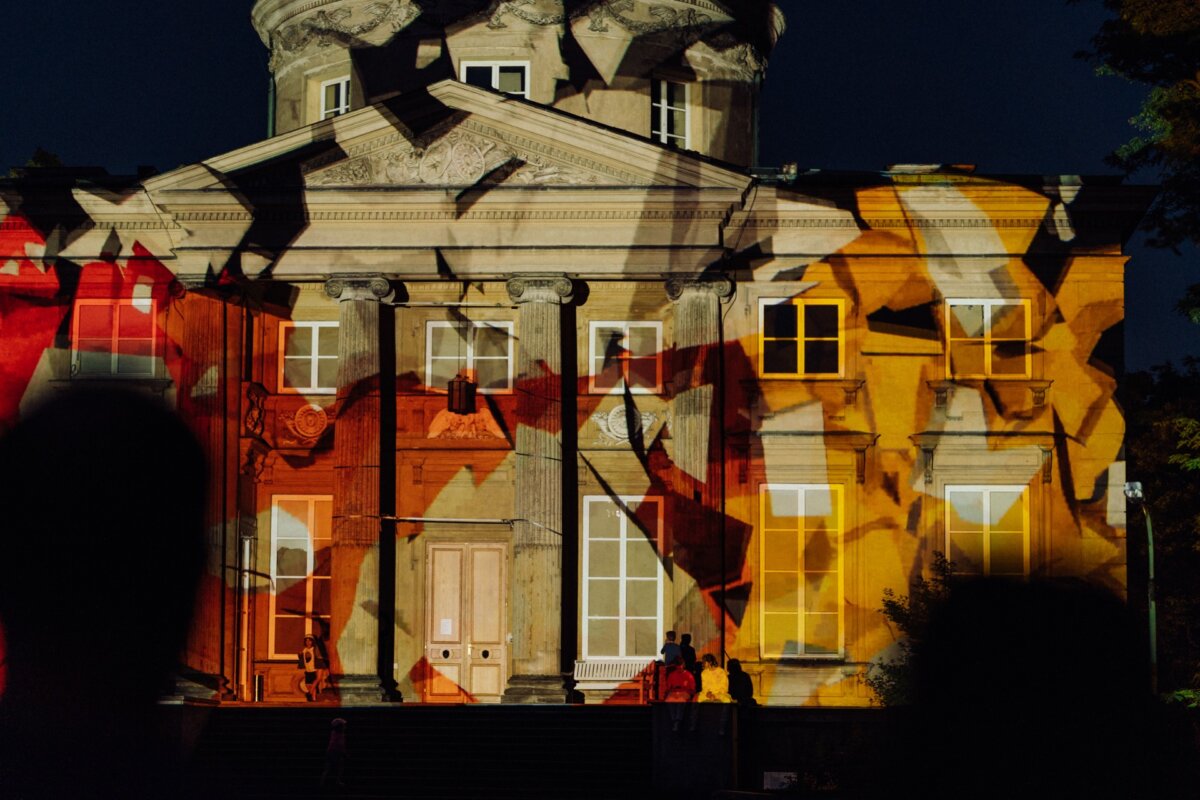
424, 542, 508, 703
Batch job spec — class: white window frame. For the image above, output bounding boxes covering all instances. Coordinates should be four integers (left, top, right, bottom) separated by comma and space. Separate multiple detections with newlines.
279, 321, 338, 395
759, 483, 844, 660
320, 76, 351, 120
581, 496, 665, 661
425, 320, 514, 394
651, 79, 689, 149
758, 297, 846, 378
588, 320, 663, 395
71, 297, 157, 378
944, 298, 1032, 379
944, 484, 1030, 576
459, 61, 530, 99
269, 495, 333, 660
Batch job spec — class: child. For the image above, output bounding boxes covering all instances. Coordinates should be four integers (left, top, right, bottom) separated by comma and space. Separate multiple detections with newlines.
660, 630, 681, 665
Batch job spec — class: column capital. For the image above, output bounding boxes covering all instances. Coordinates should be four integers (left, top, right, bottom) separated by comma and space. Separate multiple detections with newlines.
665, 274, 734, 302
324, 275, 394, 303
506, 275, 573, 305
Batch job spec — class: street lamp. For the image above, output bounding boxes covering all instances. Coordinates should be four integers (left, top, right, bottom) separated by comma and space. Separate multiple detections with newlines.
1123, 481, 1158, 695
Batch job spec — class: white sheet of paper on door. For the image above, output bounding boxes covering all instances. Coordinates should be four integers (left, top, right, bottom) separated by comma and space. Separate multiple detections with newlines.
440, 618, 452, 635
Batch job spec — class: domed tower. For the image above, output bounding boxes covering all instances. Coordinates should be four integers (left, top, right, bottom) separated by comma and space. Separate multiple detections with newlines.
252, 0, 784, 166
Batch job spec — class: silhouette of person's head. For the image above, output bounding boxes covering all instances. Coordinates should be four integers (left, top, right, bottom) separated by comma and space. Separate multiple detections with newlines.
680, 633, 692, 646
0, 387, 205, 717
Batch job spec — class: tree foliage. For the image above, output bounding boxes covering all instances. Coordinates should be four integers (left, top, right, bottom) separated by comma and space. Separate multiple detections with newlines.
1075, 0, 1200, 250
863, 552, 954, 706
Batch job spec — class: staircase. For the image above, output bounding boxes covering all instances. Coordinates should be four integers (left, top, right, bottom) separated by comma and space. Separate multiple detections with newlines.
186, 704, 653, 799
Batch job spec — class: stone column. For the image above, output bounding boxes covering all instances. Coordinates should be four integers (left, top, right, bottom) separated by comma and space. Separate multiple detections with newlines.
325, 275, 393, 703
666, 276, 734, 655
504, 275, 573, 703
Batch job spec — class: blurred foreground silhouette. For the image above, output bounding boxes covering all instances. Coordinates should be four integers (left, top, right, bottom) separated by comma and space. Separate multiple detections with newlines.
0, 388, 205, 799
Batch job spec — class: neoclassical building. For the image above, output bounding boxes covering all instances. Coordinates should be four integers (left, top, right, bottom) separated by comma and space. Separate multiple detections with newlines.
0, 0, 1152, 705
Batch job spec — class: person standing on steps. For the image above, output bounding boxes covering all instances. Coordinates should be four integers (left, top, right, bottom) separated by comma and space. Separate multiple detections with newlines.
321, 718, 348, 787
298, 635, 328, 702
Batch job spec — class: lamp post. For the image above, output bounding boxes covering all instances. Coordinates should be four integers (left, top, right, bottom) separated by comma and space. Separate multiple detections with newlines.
1123, 481, 1158, 695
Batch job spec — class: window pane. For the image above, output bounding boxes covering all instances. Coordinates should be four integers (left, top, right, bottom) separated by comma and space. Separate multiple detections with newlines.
990, 303, 1027, 339
587, 501, 622, 538
990, 342, 1029, 376
763, 572, 798, 614
118, 303, 154, 338
763, 613, 799, 656
626, 580, 658, 618
804, 614, 838, 654
990, 532, 1025, 575
276, 500, 310, 538
664, 81, 685, 107
803, 341, 839, 374
283, 359, 311, 390
430, 325, 466, 359
587, 619, 618, 657
274, 617, 306, 655
497, 66, 525, 94
594, 326, 625, 359
313, 545, 332, 577
804, 487, 835, 520
763, 488, 799, 527
312, 579, 331, 616
116, 341, 154, 375
316, 358, 338, 389
626, 619, 658, 657
626, 326, 658, 356
804, 573, 838, 613
948, 304, 985, 338
428, 358, 459, 391
317, 326, 339, 356
947, 491, 984, 532
763, 304, 798, 339
464, 66, 492, 89
283, 326, 312, 357
276, 577, 309, 616
588, 579, 619, 617
804, 304, 839, 338
588, 540, 620, 577
627, 357, 658, 389
475, 358, 509, 391
949, 532, 984, 574
77, 347, 112, 375
804, 529, 837, 572
763, 341, 798, 374
474, 325, 509, 358
763, 530, 797, 567
314, 501, 332, 538
276, 544, 308, 577
77, 304, 114, 338
949, 340, 986, 376
626, 539, 658, 578
989, 490, 1025, 531
592, 359, 622, 390
324, 83, 340, 114
668, 109, 686, 137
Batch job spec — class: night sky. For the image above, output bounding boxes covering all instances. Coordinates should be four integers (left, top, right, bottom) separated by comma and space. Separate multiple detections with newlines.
2, 0, 1195, 370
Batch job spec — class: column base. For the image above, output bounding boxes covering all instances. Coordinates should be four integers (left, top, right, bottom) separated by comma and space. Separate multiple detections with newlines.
502, 674, 568, 704
333, 674, 391, 705
160, 669, 226, 705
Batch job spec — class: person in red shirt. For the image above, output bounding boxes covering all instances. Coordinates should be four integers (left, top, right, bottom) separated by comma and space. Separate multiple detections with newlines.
661, 657, 695, 732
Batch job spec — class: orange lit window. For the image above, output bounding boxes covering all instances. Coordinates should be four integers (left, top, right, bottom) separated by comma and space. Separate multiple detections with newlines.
945, 299, 1031, 378
759, 484, 843, 658
945, 485, 1030, 576
71, 298, 156, 377
759, 298, 845, 378
589, 321, 662, 394
269, 496, 332, 659
279, 322, 338, 394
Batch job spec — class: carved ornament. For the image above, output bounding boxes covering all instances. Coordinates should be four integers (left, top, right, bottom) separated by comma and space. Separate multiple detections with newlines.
270, 0, 420, 71
505, 275, 573, 305
244, 383, 269, 438
665, 275, 734, 301
324, 275, 393, 302
283, 403, 331, 440
592, 406, 657, 444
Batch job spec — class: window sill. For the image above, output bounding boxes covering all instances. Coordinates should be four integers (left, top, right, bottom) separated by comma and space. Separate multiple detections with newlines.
928, 379, 1052, 408
52, 377, 173, 394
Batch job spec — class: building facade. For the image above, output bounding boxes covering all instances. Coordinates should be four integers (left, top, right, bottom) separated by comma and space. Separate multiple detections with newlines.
0, 0, 1151, 706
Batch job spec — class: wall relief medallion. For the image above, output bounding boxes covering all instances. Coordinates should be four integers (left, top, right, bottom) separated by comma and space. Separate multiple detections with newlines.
427, 406, 507, 440
279, 402, 335, 447
592, 405, 657, 444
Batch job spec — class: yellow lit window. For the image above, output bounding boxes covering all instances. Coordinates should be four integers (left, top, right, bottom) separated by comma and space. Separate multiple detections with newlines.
945, 299, 1031, 378
944, 485, 1029, 576
759, 484, 843, 658
759, 298, 844, 377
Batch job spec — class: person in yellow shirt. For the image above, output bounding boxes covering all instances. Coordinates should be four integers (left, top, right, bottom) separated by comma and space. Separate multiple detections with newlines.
691, 653, 732, 734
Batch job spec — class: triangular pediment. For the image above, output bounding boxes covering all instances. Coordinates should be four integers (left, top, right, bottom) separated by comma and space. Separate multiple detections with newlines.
145, 80, 750, 194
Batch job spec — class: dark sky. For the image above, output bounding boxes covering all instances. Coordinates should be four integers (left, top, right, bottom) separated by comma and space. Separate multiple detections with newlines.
2, 0, 1195, 370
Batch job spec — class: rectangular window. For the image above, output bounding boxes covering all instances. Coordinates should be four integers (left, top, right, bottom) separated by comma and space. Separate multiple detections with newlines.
589, 321, 662, 394
945, 299, 1031, 378
269, 495, 332, 659
651, 80, 688, 149
426, 320, 514, 393
279, 322, 338, 395
759, 298, 845, 377
320, 77, 350, 119
71, 298, 156, 377
760, 484, 843, 658
460, 61, 529, 98
944, 485, 1029, 576
582, 496, 664, 660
